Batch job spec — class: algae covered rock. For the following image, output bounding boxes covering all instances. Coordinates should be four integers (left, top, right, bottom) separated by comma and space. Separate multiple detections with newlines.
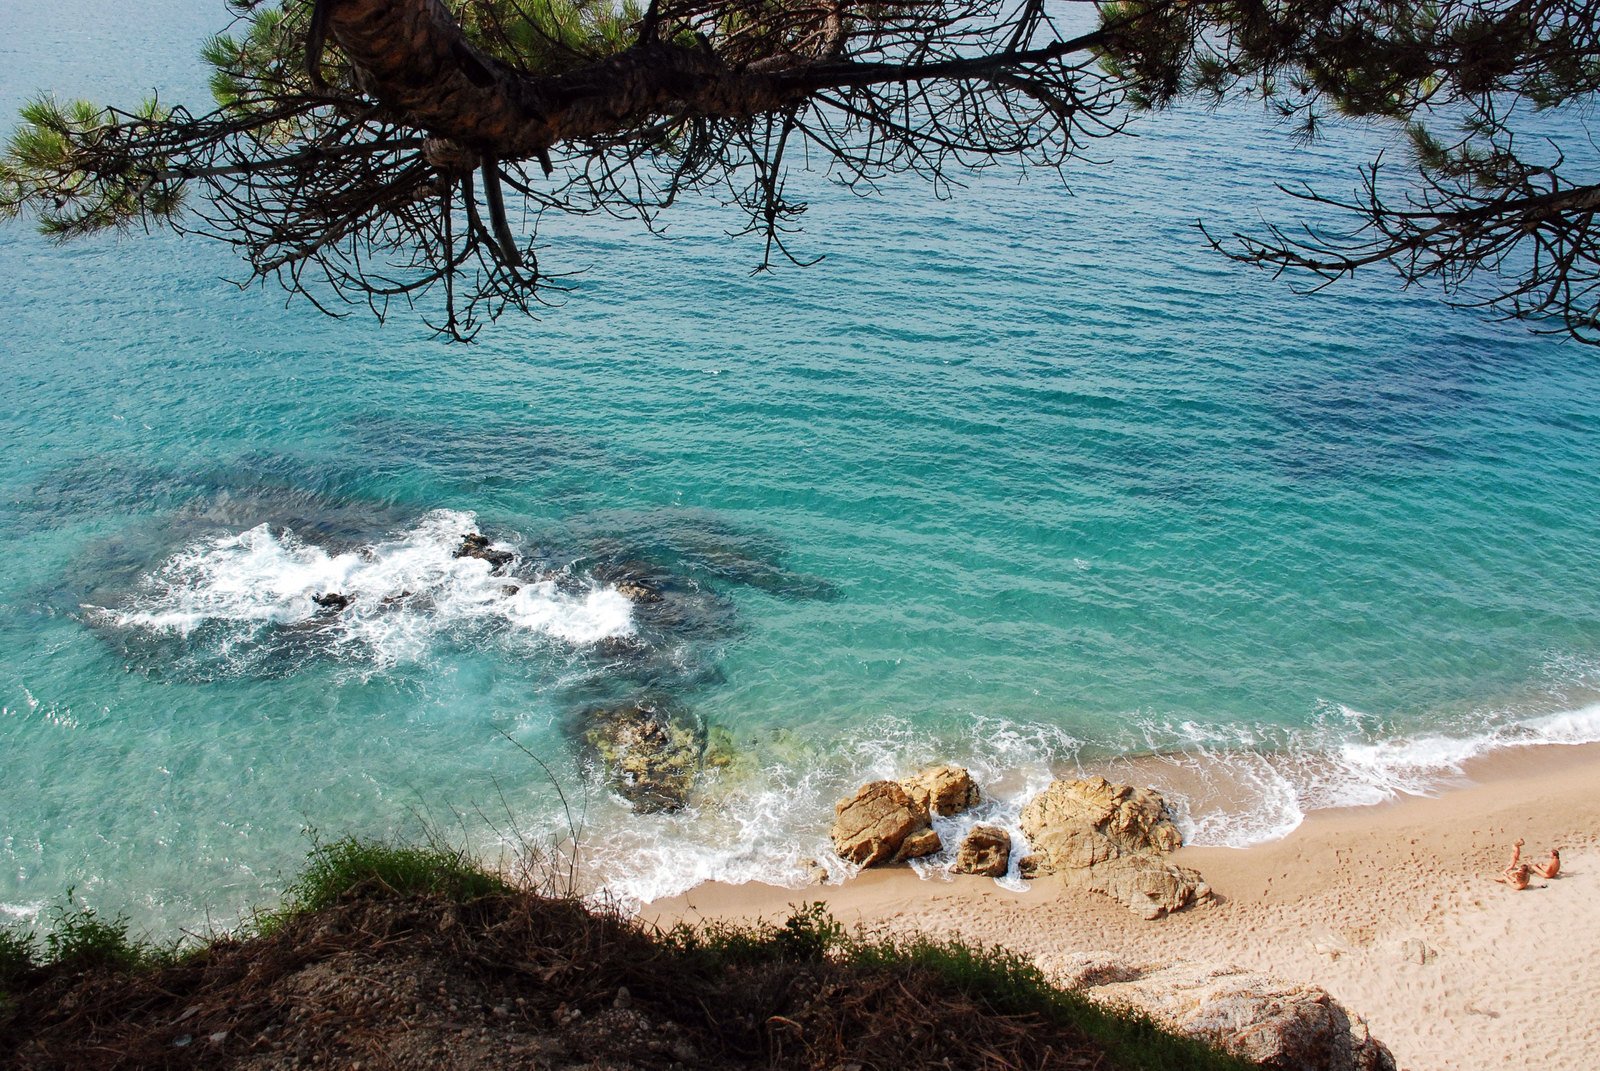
594, 559, 668, 604
831, 781, 938, 866
954, 824, 1012, 877
899, 764, 980, 817
582, 699, 706, 813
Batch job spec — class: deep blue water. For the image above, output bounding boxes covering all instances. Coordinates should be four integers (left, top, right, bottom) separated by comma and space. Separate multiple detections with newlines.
5, 1, 1600, 930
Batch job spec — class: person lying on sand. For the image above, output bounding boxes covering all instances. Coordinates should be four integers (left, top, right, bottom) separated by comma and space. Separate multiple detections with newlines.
1495, 863, 1533, 890
1531, 848, 1560, 879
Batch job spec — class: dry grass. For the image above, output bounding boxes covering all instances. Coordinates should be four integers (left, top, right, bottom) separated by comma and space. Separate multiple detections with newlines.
0, 843, 1251, 1071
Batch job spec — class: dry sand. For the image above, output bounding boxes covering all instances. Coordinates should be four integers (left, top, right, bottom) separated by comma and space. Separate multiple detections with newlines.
648, 741, 1600, 1071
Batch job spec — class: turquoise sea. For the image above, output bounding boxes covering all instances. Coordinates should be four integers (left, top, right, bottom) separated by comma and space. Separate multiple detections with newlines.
5, 2, 1600, 932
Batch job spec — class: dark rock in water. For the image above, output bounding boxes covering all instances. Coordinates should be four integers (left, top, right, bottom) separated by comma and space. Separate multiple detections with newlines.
500, 584, 522, 597
312, 592, 351, 611
592, 560, 668, 604
454, 532, 515, 571
615, 579, 663, 604
582, 699, 708, 814
380, 590, 413, 605
592, 635, 647, 660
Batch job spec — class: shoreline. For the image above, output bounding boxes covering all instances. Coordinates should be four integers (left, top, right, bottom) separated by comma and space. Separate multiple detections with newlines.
647, 738, 1600, 1071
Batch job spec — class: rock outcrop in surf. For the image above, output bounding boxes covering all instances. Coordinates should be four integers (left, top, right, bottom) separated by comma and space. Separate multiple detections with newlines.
899, 764, 980, 817
954, 824, 1011, 876
831, 765, 983, 867
824, 770, 1210, 918
1019, 777, 1211, 919
453, 531, 515, 571
830, 781, 940, 866
581, 699, 708, 814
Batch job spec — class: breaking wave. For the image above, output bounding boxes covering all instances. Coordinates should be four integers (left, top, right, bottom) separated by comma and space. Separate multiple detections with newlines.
84, 509, 634, 672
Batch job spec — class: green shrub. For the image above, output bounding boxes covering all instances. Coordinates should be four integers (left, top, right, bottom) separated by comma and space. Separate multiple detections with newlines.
40, 890, 161, 972
844, 932, 1251, 1071
252, 836, 510, 935
0, 924, 37, 987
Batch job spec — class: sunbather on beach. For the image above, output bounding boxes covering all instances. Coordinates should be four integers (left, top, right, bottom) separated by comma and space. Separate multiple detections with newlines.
1495, 863, 1533, 890
1531, 848, 1560, 879
1507, 838, 1524, 869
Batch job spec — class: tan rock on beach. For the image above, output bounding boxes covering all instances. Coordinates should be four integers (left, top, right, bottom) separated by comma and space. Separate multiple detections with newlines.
831, 780, 940, 866
1020, 776, 1211, 919
899, 764, 980, 816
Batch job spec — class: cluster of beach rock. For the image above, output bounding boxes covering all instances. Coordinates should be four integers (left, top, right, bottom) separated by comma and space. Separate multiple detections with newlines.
829, 768, 1396, 1070
830, 767, 1212, 920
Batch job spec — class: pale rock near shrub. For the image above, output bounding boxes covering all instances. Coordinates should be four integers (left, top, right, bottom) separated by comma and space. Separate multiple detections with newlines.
1054, 958, 1397, 1071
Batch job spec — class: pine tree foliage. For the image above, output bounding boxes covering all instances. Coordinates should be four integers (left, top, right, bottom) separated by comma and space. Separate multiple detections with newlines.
1, 0, 1595, 340
1101, 0, 1600, 342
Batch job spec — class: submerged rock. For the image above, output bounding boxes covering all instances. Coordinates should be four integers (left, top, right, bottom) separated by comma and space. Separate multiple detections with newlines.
954, 825, 1011, 877
799, 857, 831, 885
1019, 777, 1208, 919
582, 700, 706, 813
831, 781, 940, 866
592, 560, 668, 604
704, 725, 738, 770
615, 579, 664, 604
454, 532, 515, 571
899, 765, 980, 817
1063, 960, 1397, 1071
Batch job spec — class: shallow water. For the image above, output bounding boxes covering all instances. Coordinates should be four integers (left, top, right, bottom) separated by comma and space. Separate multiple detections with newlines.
5, 2, 1600, 929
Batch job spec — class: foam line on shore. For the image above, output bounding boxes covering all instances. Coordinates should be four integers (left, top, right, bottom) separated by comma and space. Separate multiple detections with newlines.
1101, 701, 1600, 849
576, 697, 1600, 909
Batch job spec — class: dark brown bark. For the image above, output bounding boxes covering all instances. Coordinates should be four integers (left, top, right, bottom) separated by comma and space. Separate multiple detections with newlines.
324, 0, 1101, 161
326, 0, 804, 158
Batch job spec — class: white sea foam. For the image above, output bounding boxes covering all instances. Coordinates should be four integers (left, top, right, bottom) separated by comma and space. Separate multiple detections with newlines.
0, 900, 46, 923
579, 697, 1600, 906
574, 712, 1083, 906
88, 509, 633, 666
1133, 699, 1600, 849
1519, 701, 1600, 743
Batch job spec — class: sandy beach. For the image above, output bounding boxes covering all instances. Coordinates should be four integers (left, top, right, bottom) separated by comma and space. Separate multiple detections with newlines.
649, 741, 1600, 1071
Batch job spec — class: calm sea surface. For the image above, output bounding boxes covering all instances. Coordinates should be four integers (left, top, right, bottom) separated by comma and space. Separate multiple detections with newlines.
5, 2, 1600, 930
